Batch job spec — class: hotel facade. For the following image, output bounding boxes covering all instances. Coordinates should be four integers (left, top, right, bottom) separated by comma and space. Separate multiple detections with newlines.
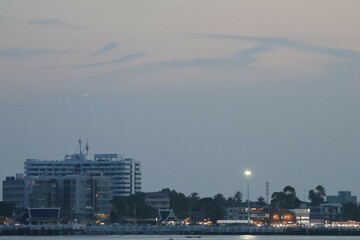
24, 152, 141, 196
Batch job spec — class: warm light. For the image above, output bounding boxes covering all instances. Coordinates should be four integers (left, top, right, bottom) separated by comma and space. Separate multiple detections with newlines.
244, 170, 252, 176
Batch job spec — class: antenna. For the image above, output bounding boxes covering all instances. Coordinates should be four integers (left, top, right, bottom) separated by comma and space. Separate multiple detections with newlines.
79, 139, 82, 154
266, 181, 269, 205
86, 139, 89, 159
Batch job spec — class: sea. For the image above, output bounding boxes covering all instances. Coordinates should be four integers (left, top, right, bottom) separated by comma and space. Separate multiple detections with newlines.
0, 236, 359, 240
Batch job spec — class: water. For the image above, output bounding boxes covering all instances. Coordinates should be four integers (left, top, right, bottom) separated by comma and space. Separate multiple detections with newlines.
1, 236, 359, 240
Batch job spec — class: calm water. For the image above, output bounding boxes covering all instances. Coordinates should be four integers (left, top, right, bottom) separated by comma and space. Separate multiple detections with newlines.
1, 236, 360, 240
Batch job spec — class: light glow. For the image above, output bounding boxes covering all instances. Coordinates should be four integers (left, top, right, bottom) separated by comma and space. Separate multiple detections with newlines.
244, 170, 252, 176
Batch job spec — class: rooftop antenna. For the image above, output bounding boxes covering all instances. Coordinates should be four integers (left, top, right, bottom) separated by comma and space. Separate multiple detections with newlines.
86, 139, 89, 159
266, 181, 269, 205
79, 139, 82, 154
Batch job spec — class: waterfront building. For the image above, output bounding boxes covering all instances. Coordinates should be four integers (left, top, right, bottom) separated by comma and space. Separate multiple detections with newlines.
2, 173, 25, 208
225, 204, 270, 224
145, 192, 170, 209
26, 207, 61, 225
310, 203, 343, 223
289, 209, 310, 225
24, 177, 58, 208
327, 191, 357, 204
22, 174, 113, 223
25, 150, 141, 196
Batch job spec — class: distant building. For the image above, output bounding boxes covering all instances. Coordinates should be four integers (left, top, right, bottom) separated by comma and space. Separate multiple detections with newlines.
327, 191, 357, 204
24, 147, 141, 196
3, 141, 135, 223
290, 208, 310, 225
2, 173, 25, 208
158, 209, 179, 225
225, 203, 270, 224
145, 192, 170, 209
310, 203, 343, 222
22, 174, 113, 223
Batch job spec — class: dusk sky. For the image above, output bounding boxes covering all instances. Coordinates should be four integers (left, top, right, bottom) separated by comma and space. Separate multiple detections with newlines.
1, 1, 360, 202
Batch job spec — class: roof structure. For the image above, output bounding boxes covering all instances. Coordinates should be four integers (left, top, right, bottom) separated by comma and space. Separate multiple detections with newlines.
158, 209, 178, 222
27, 207, 61, 223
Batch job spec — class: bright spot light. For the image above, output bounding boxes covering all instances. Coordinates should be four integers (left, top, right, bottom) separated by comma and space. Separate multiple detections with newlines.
244, 170, 252, 176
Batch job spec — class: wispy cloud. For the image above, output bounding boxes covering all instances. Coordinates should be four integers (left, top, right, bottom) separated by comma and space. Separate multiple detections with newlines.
92, 42, 118, 56
119, 45, 270, 74
73, 52, 144, 68
36, 52, 144, 71
199, 34, 360, 61
28, 18, 75, 28
0, 48, 62, 60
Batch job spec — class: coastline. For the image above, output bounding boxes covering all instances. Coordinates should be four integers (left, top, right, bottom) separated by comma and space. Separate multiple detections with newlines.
2, 224, 360, 236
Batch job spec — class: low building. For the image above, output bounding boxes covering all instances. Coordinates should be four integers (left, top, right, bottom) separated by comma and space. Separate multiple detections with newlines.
327, 191, 357, 204
310, 203, 343, 223
290, 208, 310, 225
158, 209, 179, 225
145, 192, 170, 209
26, 207, 61, 225
226, 204, 270, 225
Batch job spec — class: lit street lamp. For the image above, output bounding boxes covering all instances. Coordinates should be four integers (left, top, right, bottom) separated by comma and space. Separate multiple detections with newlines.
244, 170, 252, 225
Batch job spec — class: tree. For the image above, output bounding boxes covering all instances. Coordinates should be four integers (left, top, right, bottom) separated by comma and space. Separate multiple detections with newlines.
199, 197, 223, 222
233, 191, 243, 205
271, 186, 300, 209
111, 192, 157, 222
257, 196, 267, 207
213, 193, 226, 209
188, 192, 201, 211
308, 185, 326, 205
161, 188, 189, 218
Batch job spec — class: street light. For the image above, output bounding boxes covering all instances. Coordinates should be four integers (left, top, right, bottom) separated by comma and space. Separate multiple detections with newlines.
244, 170, 252, 225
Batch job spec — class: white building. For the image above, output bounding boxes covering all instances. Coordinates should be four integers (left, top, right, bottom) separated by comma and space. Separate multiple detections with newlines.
24, 151, 141, 197
145, 192, 170, 209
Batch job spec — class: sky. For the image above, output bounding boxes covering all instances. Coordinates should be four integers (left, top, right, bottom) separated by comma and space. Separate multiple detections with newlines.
1, 0, 360, 202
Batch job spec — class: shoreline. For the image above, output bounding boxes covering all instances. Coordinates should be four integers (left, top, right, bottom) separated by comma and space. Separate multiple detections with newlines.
2, 224, 360, 236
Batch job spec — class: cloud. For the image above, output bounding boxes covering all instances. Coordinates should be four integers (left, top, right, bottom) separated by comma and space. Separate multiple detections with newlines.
28, 18, 75, 28
92, 42, 118, 56
199, 34, 360, 61
120, 45, 270, 74
0, 48, 62, 60
73, 52, 145, 68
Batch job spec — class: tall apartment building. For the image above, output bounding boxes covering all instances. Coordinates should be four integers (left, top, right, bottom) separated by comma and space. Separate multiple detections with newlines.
25, 151, 141, 196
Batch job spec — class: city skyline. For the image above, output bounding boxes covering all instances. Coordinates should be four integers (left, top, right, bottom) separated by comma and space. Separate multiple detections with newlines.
1, 1, 360, 200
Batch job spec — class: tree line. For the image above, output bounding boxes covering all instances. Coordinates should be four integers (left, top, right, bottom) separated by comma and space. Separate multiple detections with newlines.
110, 185, 358, 223
2, 184, 360, 223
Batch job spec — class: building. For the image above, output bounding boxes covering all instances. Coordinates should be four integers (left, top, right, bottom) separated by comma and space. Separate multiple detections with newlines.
2, 173, 25, 208
145, 192, 170, 209
22, 174, 113, 223
24, 177, 58, 208
310, 203, 343, 223
25, 149, 141, 196
225, 204, 270, 225
290, 209, 310, 225
327, 191, 357, 204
